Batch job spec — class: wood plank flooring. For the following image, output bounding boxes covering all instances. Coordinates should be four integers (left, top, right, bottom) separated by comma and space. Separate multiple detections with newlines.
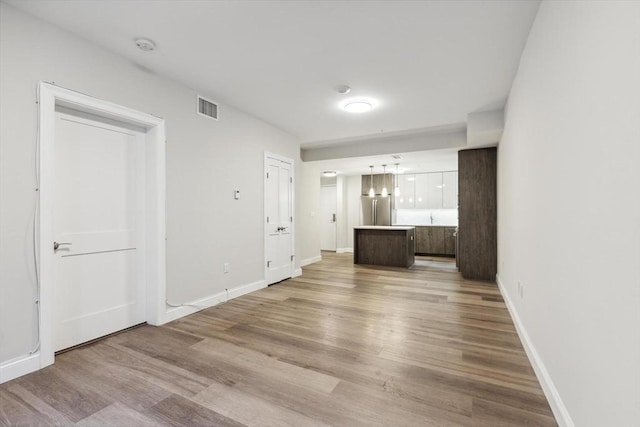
0, 252, 557, 426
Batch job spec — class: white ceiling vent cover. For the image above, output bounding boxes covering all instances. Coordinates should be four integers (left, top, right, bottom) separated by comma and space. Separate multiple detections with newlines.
197, 95, 218, 120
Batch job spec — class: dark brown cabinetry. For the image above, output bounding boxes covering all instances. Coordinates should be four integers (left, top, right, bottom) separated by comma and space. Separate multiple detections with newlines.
444, 226, 457, 256
458, 148, 497, 281
361, 174, 393, 195
416, 226, 444, 254
415, 226, 456, 256
354, 227, 415, 268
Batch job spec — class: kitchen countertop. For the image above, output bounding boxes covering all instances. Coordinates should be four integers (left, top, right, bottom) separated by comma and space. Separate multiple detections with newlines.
354, 226, 415, 231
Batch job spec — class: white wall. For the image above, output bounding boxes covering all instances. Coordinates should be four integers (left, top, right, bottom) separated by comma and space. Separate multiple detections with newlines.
334, 175, 361, 252
345, 175, 361, 250
336, 176, 348, 251
297, 162, 321, 265
497, 1, 640, 426
0, 3, 300, 364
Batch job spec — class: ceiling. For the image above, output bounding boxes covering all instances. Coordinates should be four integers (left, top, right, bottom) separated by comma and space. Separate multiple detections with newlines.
7, 0, 539, 175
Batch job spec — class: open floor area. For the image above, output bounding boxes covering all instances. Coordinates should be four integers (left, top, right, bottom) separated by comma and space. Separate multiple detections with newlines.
0, 252, 556, 426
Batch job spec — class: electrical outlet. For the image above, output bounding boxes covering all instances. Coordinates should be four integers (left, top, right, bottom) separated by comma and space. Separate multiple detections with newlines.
223, 263, 230, 273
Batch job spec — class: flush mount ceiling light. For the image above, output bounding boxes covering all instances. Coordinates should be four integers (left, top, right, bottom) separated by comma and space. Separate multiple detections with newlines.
135, 38, 156, 52
343, 99, 373, 113
322, 171, 337, 177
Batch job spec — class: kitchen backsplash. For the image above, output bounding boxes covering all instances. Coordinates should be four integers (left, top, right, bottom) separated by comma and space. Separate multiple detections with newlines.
394, 209, 458, 226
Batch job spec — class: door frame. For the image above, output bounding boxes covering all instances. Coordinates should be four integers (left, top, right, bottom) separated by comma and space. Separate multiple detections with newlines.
38, 82, 166, 368
263, 152, 295, 284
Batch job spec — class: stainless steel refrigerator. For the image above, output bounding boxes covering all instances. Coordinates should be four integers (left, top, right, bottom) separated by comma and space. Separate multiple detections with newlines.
361, 196, 391, 226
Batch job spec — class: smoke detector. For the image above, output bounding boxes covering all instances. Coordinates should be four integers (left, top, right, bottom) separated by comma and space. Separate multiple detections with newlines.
135, 38, 156, 52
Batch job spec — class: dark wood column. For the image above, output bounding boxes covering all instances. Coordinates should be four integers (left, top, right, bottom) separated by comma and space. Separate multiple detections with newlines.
458, 148, 497, 281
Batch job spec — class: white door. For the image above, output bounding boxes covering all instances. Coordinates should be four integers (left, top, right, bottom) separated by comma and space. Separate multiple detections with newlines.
53, 107, 146, 351
265, 156, 293, 285
320, 185, 337, 251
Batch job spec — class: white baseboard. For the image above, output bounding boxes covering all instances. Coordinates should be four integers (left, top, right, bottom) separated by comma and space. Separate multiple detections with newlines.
496, 274, 573, 427
336, 247, 353, 254
1, 279, 268, 384
293, 268, 302, 277
163, 279, 266, 324
300, 255, 321, 267
0, 353, 41, 384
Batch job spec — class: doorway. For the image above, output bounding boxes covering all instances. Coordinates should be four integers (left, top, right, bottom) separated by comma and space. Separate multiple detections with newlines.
264, 152, 294, 285
52, 107, 147, 352
38, 82, 166, 368
320, 185, 337, 251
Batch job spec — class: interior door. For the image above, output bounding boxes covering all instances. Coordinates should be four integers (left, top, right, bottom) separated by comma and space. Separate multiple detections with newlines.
265, 156, 293, 285
53, 107, 146, 351
320, 185, 337, 251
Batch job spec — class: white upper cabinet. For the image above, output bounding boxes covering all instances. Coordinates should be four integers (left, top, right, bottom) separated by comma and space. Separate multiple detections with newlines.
395, 174, 416, 208
414, 174, 429, 208
442, 171, 458, 208
426, 173, 444, 209
395, 171, 458, 211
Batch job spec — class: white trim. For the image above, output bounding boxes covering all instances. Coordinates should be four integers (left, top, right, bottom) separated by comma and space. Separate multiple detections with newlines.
164, 280, 266, 323
336, 247, 353, 254
37, 82, 166, 369
1, 275, 267, 384
293, 268, 302, 278
0, 354, 41, 384
496, 274, 573, 427
301, 255, 322, 267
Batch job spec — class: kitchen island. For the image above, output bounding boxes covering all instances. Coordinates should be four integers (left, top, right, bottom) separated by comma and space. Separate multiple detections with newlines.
353, 226, 415, 268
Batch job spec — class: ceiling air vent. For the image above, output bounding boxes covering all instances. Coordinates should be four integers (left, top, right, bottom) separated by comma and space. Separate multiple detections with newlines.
197, 95, 218, 120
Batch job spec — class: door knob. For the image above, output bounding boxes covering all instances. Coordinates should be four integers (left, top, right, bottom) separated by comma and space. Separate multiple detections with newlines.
53, 241, 72, 250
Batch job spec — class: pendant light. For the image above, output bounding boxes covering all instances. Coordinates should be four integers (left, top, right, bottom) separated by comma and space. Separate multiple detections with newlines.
381, 164, 388, 197
368, 165, 375, 197
394, 163, 401, 197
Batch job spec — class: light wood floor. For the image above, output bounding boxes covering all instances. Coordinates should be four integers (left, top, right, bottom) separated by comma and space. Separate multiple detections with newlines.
0, 252, 556, 426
